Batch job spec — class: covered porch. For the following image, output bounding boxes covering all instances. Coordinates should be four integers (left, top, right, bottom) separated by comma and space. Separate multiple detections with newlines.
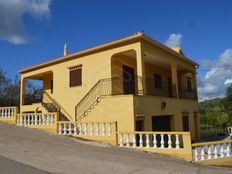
110, 49, 198, 100
20, 71, 53, 113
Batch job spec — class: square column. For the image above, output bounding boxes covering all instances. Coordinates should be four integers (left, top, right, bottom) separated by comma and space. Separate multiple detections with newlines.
171, 62, 179, 98
191, 71, 198, 99
136, 46, 146, 95
20, 77, 26, 112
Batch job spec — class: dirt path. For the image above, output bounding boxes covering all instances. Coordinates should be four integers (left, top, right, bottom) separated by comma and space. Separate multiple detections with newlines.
0, 122, 231, 174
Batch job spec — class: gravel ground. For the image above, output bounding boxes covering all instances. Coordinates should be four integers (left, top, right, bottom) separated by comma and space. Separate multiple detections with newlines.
0, 122, 231, 174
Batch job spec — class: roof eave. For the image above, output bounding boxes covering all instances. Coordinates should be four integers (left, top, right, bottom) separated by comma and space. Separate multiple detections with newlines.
18, 32, 144, 74
141, 34, 199, 67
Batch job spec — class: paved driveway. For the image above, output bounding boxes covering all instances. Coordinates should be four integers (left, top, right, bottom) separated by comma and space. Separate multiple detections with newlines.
0, 155, 48, 174
0, 122, 231, 174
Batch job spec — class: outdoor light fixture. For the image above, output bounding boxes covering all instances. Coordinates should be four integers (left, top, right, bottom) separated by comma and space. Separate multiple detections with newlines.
161, 101, 166, 110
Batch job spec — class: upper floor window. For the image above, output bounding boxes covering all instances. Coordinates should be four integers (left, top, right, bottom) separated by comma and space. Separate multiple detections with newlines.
186, 77, 192, 92
154, 74, 162, 89
69, 65, 82, 87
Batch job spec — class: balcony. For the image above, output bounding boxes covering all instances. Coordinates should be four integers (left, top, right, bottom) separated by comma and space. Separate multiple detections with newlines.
179, 87, 197, 100
146, 78, 177, 98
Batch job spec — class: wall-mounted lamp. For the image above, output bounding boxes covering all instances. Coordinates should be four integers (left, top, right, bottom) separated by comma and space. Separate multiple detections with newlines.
161, 101, 166, 110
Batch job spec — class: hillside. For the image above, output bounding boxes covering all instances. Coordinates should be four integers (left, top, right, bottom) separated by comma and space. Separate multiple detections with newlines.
199, 98, 225, 115
199, 98, 229, 127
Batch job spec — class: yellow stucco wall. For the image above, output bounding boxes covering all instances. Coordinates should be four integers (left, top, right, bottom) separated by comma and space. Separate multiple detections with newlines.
80, 95, 135, 132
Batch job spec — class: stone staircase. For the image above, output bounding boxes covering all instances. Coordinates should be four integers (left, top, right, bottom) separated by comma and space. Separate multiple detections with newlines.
42, 103, 69, 121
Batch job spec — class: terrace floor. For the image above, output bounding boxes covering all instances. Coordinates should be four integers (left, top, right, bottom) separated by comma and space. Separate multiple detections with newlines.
0, 122, 231, 174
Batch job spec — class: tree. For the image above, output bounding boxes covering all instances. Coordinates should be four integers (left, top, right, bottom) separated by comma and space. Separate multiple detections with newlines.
223, 85, 232, 124
0, 67, 42, 107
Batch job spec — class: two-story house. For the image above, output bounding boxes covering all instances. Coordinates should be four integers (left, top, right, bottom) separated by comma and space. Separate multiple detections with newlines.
18, 32, 200, 141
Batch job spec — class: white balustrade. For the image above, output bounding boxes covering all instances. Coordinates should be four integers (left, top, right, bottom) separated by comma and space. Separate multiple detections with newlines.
17, 113, 56, 127
193, 141, 232, 161
118, 132, 185, 150
0, 107, 17, 118
58, 122, 115, 137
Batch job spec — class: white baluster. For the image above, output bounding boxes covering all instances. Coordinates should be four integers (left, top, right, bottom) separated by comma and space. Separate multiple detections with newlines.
38, 115, 42, 125
208, 145, 212, 159
50, 114, 54, 125
42, 115, 45, 125
73, 124, 77, 135
17, 116, 20, 125
45, 115, 49, 125
153, 134, 157, 148
168, 134, 172, 149
108, 123, 112, 136
58, 123, 62, 134
146, 134, 150, 148
226, 143, 231, 157
46, 114, 50, 125
31, 115, 34, 125
102, 123, 106, 136
20, 115, 23, 126
194, 148, 199, 161
119, 133, 123, 147
214, 145, 219, 159
90, 123, 93, 136
132, 134, 136, 147
24, 115, 27, 125
160, 134, 165, 148
96, 123, 99, 136
68, 123, 72, 135
175, 134, 180, 149
201, 146, 206, 160
126, 134, 130, 147
220, 144, 225, 158
79, 123, 83, 135
63, 123, 67, 135
84, 123, 88, 135
139, 134, 143, 147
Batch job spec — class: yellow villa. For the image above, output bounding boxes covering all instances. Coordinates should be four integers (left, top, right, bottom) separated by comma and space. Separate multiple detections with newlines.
0, 32, 231, 164
19, 32, 199, 139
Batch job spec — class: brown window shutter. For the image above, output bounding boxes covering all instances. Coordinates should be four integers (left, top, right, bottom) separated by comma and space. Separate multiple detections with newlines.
69, 68, 82, 87
76, 69, 82, 86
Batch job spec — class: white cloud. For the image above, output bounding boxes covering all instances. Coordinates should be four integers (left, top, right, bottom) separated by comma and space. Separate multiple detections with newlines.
0, 0, 52, 44
7, 35, 27, 44
164, 33, 183, 48
198, 49, 232, 100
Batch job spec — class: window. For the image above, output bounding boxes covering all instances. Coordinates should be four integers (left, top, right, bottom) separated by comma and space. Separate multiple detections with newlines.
69, 68, 82, 87
154, 74, 162, 89
182, 116, 189, 131
186, 77, 192, 92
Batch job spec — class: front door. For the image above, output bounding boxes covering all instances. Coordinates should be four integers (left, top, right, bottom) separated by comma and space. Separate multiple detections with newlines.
152, 116, 171, 131
135, 120, 144, 146
123, 65, 135, 94
152, 116, 171, 147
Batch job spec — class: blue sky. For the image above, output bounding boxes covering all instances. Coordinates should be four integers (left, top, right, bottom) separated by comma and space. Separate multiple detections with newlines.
0, 0, 232, 100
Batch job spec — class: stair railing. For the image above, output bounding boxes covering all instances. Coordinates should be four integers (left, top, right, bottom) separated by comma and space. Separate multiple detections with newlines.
43, 90, 74, 122
75, 76, 143, 122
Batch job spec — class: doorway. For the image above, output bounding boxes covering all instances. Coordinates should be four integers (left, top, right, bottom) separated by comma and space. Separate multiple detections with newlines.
123, 65, 135, 94
152, 116, 171, 148
152, 116, 171, 131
